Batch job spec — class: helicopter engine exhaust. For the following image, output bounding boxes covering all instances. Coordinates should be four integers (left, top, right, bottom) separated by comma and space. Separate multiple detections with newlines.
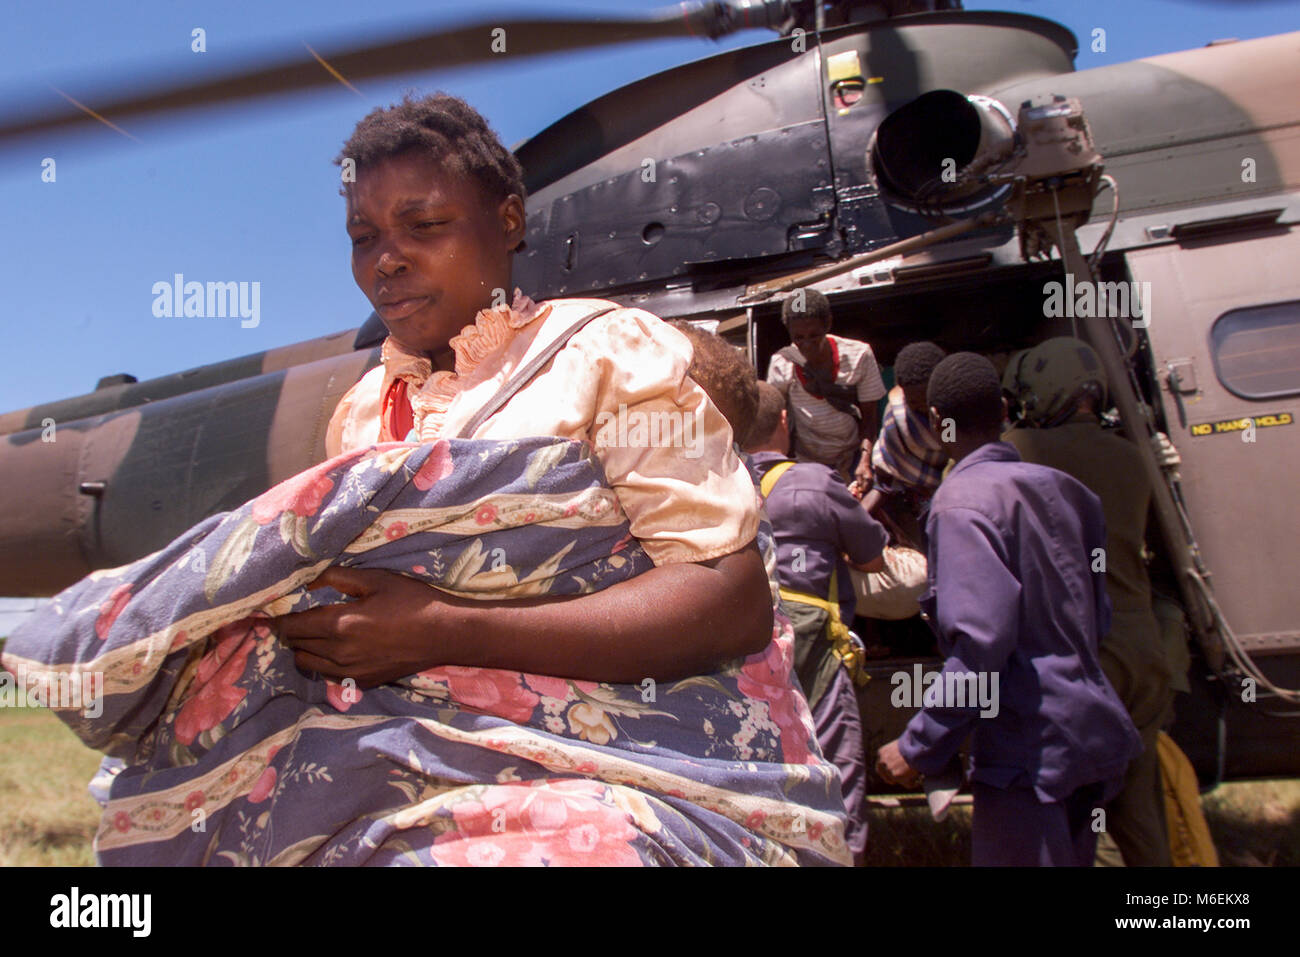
869, 89, 1015, 213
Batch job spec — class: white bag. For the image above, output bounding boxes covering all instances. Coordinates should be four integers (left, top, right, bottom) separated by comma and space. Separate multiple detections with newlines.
851, 546, 928, 620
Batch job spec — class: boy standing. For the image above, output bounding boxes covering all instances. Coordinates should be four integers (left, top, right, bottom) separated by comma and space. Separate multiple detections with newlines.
744, 382, 888, 864
876, 353, 1140, 866
1003, 337, 1177, 866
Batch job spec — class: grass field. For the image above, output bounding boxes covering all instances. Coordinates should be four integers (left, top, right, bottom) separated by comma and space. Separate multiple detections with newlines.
1, 705, 1296, 866
0, 707, 102, 866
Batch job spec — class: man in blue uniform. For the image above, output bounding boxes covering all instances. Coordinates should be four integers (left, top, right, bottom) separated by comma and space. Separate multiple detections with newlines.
1003, 337, 1178, 866
743, 382, 887, 864
876, 353, 1141, 866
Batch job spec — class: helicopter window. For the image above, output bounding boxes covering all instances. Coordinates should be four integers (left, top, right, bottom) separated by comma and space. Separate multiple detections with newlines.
1209, 300, 1300, 400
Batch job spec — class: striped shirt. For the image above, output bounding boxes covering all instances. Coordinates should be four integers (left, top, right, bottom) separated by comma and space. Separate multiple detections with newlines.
871, 386, 947, 493
767, 334, 886, 473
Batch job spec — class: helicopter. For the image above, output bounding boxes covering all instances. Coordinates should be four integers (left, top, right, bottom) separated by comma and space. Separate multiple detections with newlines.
1, 0, 1297, 797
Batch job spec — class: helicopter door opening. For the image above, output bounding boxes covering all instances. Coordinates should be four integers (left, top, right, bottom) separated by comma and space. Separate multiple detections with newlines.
751, 263, 1071, 775
753, 253, 1300, 784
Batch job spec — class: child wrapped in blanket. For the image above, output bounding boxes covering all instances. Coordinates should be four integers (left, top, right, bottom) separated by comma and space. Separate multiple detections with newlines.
6, 94, 851, 866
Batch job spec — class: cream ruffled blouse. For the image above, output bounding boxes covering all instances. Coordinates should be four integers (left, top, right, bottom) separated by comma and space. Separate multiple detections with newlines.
326, 292, 758, 566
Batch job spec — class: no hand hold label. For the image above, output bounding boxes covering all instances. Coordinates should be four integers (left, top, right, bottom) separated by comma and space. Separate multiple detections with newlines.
1189, 412, 1293, 437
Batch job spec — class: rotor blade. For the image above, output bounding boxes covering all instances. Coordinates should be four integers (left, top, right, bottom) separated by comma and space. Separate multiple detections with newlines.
0, 3, 792, 146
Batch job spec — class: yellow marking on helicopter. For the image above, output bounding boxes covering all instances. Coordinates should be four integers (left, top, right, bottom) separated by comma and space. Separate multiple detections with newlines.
1189, 412, 1293, 437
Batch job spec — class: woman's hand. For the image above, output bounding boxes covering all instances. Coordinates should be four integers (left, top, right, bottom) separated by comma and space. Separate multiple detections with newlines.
273, 567, 463, 687
273, 540, 774, 688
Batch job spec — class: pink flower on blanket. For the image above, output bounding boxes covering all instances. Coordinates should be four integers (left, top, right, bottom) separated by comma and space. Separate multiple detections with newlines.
412, 440, 454, 491
428, 779, 641, 867
250, 461, 336, 526
248, 747, 282, 804
248, 767, 277, 804
523, 674, 570, 700
174, 622, 256, 746
736, 615, 815, 766
94, 583, 132, 640
426, 666, 540, 724
521, 674, 597, 701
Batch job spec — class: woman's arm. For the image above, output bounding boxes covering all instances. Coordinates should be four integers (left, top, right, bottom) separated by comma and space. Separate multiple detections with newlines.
275, 539, 774, 688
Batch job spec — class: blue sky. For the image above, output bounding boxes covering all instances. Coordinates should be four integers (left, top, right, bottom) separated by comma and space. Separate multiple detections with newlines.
1, 0, 1297, 415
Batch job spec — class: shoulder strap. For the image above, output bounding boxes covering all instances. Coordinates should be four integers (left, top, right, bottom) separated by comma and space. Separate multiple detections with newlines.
759, 459, 796, 500
456, 305, 617, 439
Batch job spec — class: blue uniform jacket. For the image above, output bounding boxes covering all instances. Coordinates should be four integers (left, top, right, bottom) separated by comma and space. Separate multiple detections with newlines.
897, 442, 1142, 802
750, 451, 887, 622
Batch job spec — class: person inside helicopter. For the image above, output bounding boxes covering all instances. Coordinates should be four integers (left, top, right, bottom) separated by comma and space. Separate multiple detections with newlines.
766, 289, 885, 481
849, 341, 946, 648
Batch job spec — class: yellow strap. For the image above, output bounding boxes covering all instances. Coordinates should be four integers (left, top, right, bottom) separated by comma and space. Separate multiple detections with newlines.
759, 460, 796, 500
779, 582, 870, 686
765, 460, 869, 685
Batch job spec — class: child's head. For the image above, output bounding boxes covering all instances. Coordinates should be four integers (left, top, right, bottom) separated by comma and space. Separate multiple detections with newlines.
741, 382, 789, 455
338, 93, 527, 355
894, 341, 948, 415
671, 323, 759, 447
927, 352, 1006, 452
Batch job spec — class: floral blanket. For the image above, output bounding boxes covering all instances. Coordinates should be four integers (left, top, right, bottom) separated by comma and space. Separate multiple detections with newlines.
3, 437, 850, 866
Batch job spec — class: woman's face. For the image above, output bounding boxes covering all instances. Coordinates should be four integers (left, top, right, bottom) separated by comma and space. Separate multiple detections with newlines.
346, 152, 525, 355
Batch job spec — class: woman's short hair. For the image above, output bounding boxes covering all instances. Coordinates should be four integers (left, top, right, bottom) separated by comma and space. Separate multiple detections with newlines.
337, 92, 526, 205
927, 352, 1004, 434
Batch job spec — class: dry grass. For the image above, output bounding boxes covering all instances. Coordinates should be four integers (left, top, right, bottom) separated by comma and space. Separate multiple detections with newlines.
0, 706, 1296, 866
1202, 778, 1300, 867
0, 706, 103, 866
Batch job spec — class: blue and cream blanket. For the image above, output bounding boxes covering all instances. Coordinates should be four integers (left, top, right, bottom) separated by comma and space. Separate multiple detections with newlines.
3, 437, 849, 865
